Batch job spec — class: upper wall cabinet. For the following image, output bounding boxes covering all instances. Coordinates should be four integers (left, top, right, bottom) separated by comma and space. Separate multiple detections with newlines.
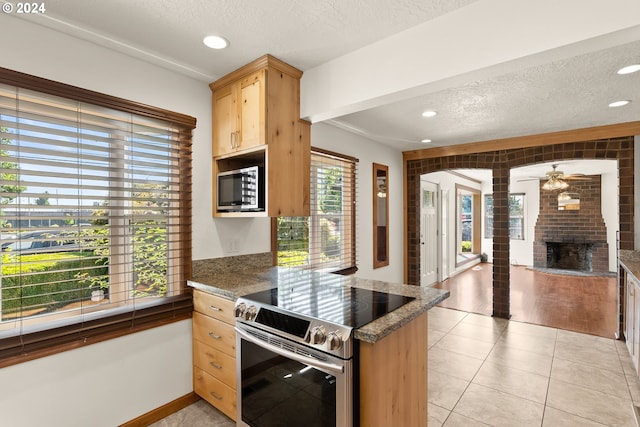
212, 69, 265, 157
210, 55, 310, 217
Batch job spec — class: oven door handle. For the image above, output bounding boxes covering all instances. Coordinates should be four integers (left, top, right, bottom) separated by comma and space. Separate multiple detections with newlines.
235, 327, 345, 375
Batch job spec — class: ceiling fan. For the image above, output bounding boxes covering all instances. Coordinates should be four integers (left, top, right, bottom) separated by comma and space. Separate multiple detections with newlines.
518, 164, 591, 190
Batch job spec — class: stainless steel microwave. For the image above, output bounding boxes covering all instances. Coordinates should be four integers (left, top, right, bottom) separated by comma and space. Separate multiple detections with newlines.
216, 166, 265, 212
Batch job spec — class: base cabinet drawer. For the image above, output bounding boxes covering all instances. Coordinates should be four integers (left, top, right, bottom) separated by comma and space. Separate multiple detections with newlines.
193, 290, 236, 324
194, 339, 236, 388
194, 367, 236, 420
193, 311, 236, 356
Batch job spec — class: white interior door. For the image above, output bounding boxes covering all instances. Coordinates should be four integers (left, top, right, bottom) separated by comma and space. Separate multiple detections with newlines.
420, 180, 439, 286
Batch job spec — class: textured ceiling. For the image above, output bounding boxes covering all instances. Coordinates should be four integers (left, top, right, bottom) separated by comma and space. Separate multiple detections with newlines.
24, 0, 478, 80
8, 0, 640, 153
329, 40, 640, 150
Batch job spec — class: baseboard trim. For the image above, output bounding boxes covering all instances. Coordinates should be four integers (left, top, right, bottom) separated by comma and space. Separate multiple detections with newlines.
119, 392, 201, 427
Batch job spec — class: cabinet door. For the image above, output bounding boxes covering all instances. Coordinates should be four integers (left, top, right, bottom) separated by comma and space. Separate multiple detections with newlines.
237, 70, 265, 151
213, 84, 237, 157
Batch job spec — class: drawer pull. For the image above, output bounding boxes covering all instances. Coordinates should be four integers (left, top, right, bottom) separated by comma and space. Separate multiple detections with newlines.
209, 305, 222, 312
209, 332, 222, 340
210, 362, 223, 370
210, 391, 223, 401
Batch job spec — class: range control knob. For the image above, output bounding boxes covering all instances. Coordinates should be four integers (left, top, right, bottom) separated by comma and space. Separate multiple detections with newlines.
244, 305, 258, 321
327, 331, 344, 351
309, 326, 326, 345
234, 302, 246, 318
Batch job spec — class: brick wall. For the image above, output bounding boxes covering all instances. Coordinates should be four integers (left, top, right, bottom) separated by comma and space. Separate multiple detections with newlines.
532, 176, 609, 272
405, 137, 634, 319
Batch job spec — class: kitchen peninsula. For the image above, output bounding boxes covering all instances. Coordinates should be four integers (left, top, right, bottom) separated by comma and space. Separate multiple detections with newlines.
189, 266, 449, 427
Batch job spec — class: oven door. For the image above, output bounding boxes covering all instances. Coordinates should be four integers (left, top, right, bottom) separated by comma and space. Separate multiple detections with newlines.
236, 323, 352, 427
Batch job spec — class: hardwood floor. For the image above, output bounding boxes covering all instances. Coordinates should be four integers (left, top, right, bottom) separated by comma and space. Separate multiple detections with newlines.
433, 264, 618, 339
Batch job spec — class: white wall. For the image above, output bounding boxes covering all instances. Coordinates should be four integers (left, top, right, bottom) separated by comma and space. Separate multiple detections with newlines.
0, 320, 192, 427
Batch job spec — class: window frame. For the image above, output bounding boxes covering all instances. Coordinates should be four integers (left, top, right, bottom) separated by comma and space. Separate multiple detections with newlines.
0, 67, 195, 368
485, 193, 526, 240
272, 147, 357, 275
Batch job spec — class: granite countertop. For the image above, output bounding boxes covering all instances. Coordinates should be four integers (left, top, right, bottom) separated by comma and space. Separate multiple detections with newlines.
620, 250, 640, 280
188, 266, 449, 344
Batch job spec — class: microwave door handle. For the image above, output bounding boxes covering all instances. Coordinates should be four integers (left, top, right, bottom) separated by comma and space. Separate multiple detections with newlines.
235, 326, 344, 375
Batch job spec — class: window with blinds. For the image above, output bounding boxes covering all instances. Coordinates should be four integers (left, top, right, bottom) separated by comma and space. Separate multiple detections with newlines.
276, 148, 357, 273
0, 68, 194, 366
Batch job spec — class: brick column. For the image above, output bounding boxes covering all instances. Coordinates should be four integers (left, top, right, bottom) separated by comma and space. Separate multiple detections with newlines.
492, 164, 510, 318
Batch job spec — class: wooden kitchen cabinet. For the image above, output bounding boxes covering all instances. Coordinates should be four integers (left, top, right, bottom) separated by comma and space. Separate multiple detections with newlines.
210, 54, 310, 217
192, 290, 237, 420
212, 69, 265, 157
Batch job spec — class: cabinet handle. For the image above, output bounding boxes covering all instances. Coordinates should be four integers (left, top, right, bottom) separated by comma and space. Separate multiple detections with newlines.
208, 305, 222, 312
234, 130, 240, 148
208, 332, 221, 339
210, 362, 223, 370
229, 132, 234, 149
210, 392, 223, 401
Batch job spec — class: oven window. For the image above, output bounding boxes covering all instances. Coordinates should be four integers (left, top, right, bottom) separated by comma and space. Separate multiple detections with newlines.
240, 339, 337, 427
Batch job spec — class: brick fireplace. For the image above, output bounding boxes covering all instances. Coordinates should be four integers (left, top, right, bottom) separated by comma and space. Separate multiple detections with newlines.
533, 175, 609, 272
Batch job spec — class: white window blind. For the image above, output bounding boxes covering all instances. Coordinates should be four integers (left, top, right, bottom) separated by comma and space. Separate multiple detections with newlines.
0, 69, 194, 364
276, 148, 357, 273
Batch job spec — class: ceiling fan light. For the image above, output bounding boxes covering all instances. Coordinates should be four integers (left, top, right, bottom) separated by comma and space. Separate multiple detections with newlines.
542, 178, 569, 191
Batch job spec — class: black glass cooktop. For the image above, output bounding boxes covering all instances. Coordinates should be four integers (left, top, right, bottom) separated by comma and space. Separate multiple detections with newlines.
242, 283, 415, 329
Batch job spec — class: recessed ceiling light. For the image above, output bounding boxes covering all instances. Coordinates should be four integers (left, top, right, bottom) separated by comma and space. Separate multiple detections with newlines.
421, 139, 432, 143
609, 100, 631, 108
421, 110, 437, 118
617, 64, 640, 75
203, 35, 229, 49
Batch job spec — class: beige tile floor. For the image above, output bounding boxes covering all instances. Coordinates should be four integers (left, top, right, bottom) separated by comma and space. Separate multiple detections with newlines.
152, 306, 640, 426
428, 306, 640, 427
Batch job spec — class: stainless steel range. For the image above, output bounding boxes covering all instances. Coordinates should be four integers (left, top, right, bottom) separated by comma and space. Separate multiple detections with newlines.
234, 269, 415, 427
